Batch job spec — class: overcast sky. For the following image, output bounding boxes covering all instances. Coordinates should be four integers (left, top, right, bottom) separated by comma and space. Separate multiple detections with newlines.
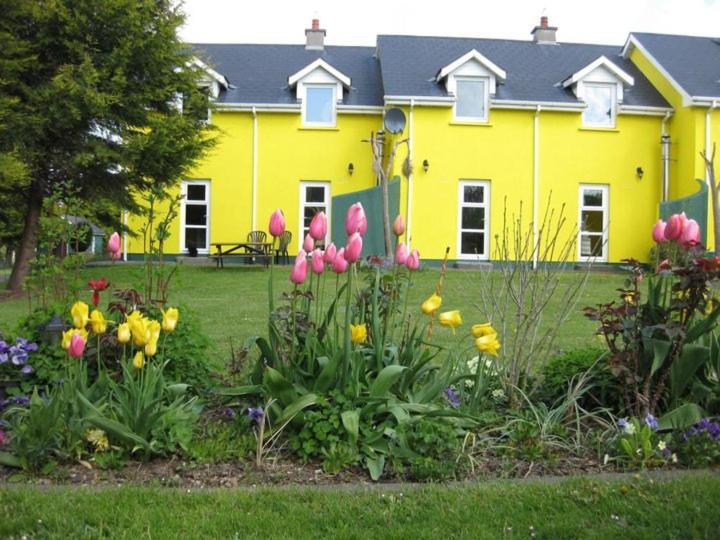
179, 0, 720, 46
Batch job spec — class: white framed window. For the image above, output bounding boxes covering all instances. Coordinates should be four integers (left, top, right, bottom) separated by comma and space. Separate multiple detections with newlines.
578, 184, 608, 262
180, 180, 210, 254
302, 84, 336, 126
299, 181, 330, 246
457, 180, 490, 260
454, 77, 489, 122
582, 83, 616, 128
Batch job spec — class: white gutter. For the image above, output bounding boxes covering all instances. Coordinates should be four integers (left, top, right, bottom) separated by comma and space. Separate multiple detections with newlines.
213, 103, 384, 114
122, 210, 128, 261
491, 99, 584, 112
406, 98, 415, 250
532, 105, 541, 269
706, 100, 719, 184
619, 105, 674, 117
251, 106, 258, 230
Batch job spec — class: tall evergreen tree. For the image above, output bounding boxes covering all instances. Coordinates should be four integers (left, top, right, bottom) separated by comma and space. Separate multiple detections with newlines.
0, 0, 216, 291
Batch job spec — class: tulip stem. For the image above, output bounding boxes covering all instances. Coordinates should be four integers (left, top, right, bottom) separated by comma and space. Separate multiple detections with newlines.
96, 335, 101, 379
290, 285, 298, 363
343, 265, 353, 387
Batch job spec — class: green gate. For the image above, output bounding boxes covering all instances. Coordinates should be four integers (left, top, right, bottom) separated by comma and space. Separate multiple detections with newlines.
659, 179, 708, 246
331, 178, 400, 257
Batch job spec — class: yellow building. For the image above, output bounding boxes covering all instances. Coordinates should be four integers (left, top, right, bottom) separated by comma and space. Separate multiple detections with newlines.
124, 18, 720, 264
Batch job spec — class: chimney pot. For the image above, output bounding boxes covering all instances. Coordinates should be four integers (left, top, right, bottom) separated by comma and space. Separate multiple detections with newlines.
312, 18, 320, 31
540, 16, 548, 28
531, 15, 557, 44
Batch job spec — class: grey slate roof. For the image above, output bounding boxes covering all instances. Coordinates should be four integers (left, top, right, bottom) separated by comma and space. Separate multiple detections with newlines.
377, 35, 669, 107
191, 44, 383, 106
630, 32, 720, 99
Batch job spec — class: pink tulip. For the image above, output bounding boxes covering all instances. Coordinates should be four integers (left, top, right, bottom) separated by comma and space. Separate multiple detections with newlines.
664, 214, 684, 240
344, 233, 363, 263
311, 248, 325, 274
681, 219, 700, 247
395, 242, 408, 265
68, 333, 86, 359
309, 211, 328, 241
332, 248, 349, 274
290, 250, 308, 285
107, 232, 120, 254
303, 233, 315, 252
652, 220, 667, 243
345, 203, 368, 236
323, 242, 337, 264
269, 209, 286, 237
406, 249, 420, 271
392, 215, 405, 237
111, 250, 121, 261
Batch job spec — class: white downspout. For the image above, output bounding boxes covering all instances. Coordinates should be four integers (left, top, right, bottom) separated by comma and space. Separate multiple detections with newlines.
532, 105, 541, 269
251, 106, 258, 230
661, 111, 671, 202
706, 100, 719, 184
122, 210, 128, 261
406, 98, 415, 249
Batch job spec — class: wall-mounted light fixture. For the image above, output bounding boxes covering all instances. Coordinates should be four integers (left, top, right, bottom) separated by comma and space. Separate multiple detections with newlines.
348, 163, 354, 176
636, 166, 644, 180
422, 159, 430, 172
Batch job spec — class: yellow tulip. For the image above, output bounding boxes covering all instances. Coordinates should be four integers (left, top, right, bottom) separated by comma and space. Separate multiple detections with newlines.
438, 310, 463, 333
144, 320, 161, 356
471, 323, 496, 338
475, 333, 501, 356
161, 307, 179, 332
89, 310, 107, 335
62, 328, 89, 349
132, 350, 145, 369
129, 315, 150, 347
117, 323, 131, 344
350, 323, 367, 344
421, 293, 442, 315
71, 301, 89, 329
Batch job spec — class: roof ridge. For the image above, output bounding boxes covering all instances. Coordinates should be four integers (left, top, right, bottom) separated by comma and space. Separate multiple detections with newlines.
376, 33, 623, 49
631, 31, 720, 40
190, 42, 375, 50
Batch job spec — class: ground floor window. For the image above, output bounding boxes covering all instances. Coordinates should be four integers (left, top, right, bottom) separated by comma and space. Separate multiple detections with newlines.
578, 184, 608, 262
457, 180, 490, 259
181, 180, 210, 254
300, 181, 330, 245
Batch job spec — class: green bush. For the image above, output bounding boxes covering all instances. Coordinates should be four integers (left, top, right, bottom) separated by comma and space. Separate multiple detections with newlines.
539, 347, 621, 411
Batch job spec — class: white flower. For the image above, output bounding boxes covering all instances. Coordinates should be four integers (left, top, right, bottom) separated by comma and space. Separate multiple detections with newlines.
603, 453, 610, 465
671, 453, 678, 463
623, 423, 636, 435
467, 356, 479, 375
657, 441, 666, 451
491, 389, 506, 401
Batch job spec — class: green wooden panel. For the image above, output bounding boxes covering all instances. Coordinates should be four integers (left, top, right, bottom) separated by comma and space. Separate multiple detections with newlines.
660, 179, 708, 246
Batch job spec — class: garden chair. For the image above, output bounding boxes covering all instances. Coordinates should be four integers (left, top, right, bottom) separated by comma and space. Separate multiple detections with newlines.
275, 230, 292, 264
245, 230, 269, 265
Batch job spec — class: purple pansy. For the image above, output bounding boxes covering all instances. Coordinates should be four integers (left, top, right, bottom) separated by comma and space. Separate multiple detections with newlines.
247, 406, 264, 425
444, 387, 461, 409
645, 414, 659, 430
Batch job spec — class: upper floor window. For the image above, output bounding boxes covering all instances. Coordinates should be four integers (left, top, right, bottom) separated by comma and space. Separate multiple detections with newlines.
454, 77, 489, 122
582, 83, 616, 128
303, 84, 336, 126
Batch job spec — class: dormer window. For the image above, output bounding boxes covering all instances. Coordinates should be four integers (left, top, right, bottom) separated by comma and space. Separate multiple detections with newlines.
304, 84, 336, 126
583, 82, 616, 127
455, 77, 489, 121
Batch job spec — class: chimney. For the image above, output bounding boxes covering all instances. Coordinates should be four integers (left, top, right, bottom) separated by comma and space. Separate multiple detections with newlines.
531, 15, 557, 44
305, 18, 326, 50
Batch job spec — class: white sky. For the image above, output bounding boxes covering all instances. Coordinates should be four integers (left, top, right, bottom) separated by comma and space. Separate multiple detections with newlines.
179, 0, 720, 46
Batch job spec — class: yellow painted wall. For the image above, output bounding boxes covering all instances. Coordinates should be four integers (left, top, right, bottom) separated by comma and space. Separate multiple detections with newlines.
127, 111, 381, 255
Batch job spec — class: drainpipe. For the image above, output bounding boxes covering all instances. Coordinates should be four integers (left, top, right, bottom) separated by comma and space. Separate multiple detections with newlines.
706, 100, 719, 184
661, 111, 671, 202
406, 98, 415, 249
251, 106, 258, 230
532, 105, 541, 269
122, 210, 128, 261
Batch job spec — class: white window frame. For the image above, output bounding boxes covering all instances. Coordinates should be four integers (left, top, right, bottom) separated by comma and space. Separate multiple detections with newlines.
578, 184, 609, 262
453, 76, 490, 123
457, 180, 490, 260
299, 181, 331, 246
302, 83, 337, 127
179, 180, 211, 255
582, 82, 616, 128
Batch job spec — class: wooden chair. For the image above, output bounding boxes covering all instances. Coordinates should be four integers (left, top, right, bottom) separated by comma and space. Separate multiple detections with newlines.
275, 230, 292, 264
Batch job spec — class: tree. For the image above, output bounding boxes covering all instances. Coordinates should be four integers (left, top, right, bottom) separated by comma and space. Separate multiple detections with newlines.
0, 0, 216, 291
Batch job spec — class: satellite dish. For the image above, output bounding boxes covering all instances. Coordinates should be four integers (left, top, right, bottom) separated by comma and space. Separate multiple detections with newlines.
383, 108, 406, 134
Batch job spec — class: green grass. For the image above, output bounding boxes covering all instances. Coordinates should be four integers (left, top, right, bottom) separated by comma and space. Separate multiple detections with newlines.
0, 263, 624, 364
0, 472, 718, 538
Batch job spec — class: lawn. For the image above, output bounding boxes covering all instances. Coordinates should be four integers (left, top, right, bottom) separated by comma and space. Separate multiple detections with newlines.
1, 471, 718, 538
0, 262, 625, 367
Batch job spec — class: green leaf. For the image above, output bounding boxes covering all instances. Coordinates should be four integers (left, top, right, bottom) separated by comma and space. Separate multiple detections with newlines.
275, 393, 318, 426
649, 339, 671, 376
263, 367, 297, 407
365, 454, 385, 481
213, 385, 263, 397
370, 365, 407, 397
314, 353, 341, 393
658, 403, 705, 430
0, 451, 21, 468
686, 306, 720, 343
669, 344, 711, 398
341, 409, 360, 443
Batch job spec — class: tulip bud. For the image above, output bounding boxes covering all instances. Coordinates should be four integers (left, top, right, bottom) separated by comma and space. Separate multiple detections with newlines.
323, 242, 337, 263
392, 215, 405, 237
117, 323, 131, 344
406, 249, 420, 271
395, 242, 408, 265
309, 211, 328, 241
68, 333, 86, 359
290, 250, 308, 285
303, 233, 315, 252
680, 219, 700, 247
345, 203, 368, 236
107, 232, 121, 254
332, 248, 349, 274
311, 248, 325, 274
133, 351, 145, 370
651, 220, 667, 243
664, 213, 684, 240
269, 209, 286, 237
344, 232, 363, 263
